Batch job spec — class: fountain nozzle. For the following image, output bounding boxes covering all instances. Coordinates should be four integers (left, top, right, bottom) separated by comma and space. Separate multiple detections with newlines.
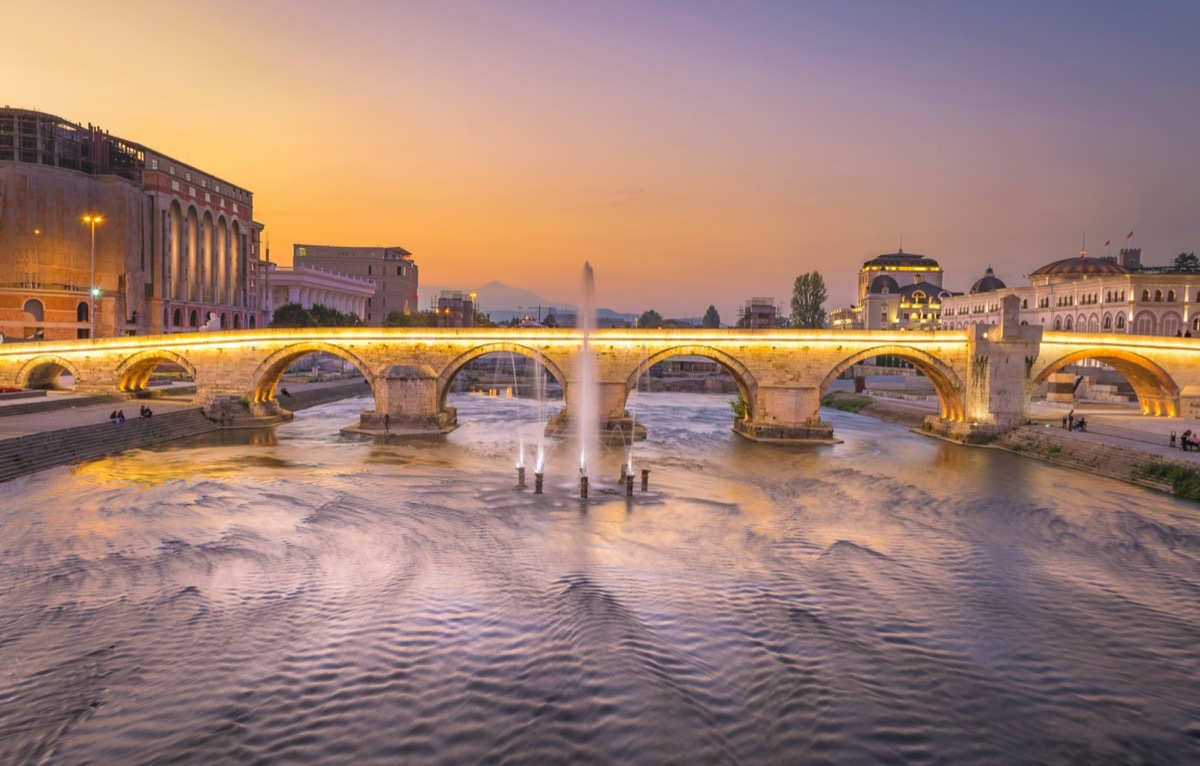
517, 466, 526, 490
625, 474, 634, 497
580, 475, 589, 499
641, 468, 650, 492
534, 472, 544, 494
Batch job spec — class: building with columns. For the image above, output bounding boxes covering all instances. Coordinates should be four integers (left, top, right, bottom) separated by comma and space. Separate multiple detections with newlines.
0, 107, 269, 340
292, 244, 419, 326
266, 263, 376, 319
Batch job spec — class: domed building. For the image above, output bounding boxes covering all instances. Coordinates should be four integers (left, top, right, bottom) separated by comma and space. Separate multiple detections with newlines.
939, 249, 1200, 336
830, 249, 954, 330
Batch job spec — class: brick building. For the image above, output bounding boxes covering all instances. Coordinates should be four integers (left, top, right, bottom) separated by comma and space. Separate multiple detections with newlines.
0, 108, 268, 340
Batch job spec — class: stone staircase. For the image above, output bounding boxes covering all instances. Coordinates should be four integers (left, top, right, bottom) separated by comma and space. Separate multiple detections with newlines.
0, 408, 219, 483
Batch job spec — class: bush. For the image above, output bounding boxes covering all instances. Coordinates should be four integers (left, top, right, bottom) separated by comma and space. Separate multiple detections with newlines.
1134, 462, 1200, 501
820, 394, 872, 413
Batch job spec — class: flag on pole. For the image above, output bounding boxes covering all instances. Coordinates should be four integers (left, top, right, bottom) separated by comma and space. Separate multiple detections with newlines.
1127, 230, 1134, 238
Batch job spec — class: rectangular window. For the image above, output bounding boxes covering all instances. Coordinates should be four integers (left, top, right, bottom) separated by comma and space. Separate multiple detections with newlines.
150, 158, 158, 170
185, 172, 192, 182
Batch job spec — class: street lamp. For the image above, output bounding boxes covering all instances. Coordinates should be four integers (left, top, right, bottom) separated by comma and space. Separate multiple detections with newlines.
82, 214, 103, 339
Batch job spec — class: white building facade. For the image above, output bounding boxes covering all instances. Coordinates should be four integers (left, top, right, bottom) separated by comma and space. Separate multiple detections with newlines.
941, 251, 1200, 336
266, 264, 376, 320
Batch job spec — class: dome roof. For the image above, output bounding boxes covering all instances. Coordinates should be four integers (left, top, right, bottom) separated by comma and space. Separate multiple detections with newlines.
868, 274, 901, 294
862, 249, 941, 270
970, 266, 1007, 294
1029, 255, 1131, 278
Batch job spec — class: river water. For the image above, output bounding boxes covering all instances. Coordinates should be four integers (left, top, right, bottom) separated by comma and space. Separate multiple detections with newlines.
1, 392, 1198, 763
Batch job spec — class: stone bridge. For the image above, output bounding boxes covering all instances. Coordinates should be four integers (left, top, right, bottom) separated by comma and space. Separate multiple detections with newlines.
1, 296, 1197, 443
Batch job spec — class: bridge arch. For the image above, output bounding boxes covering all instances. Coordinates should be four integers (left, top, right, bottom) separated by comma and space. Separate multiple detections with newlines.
820, 345, 966, 422
1032, 347, 1179, 416
251, 342, 375, 403
436, 342, 569, 411
17, 355, 82, 390
622, 345, 758, 419
115, 349, 197, 392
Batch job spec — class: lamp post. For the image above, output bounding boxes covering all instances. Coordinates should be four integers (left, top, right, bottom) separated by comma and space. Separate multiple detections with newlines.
82, 214, 103, 339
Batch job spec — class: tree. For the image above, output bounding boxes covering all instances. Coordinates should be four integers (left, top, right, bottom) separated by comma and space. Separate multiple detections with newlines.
790, 271, 828, 329
384, 310, 437, 327
270, 302, 312, 328
702, 305, 721, 328
1174, 252, 1199, 272
637, 309, 663, 328
543, 313, 559, 328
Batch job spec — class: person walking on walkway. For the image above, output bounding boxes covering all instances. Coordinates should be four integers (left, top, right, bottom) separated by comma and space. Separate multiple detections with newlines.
1067, 410, 1075, 431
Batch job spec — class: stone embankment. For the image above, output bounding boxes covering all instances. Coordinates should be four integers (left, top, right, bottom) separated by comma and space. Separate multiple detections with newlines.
823, 391, 1200, 498
0, 378, 373, 483
0, 408, 220, 483
987, 426, 1196, 496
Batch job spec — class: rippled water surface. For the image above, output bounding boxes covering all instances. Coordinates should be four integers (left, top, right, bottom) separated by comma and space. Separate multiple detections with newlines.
2, 392, 1199, 763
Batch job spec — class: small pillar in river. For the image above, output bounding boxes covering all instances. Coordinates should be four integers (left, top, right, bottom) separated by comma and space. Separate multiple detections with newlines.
517, 466, 526, 489
641, 468, 650, 492
534, 472, 544, 494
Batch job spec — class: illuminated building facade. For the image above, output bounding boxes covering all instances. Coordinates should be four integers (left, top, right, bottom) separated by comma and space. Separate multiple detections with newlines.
830, 250, 948, 330
941, 249, 1200, 336
292, 244, 419, 326
0, 108, 268, 340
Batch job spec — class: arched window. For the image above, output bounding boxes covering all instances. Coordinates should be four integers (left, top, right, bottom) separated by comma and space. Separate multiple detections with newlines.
1065, 316, 1073, 330
1155, 289, 1163, 302
1116, 314, 1126, 330
189, 310, 199, 328
173, 308, 183, 327
1103, 315, 1112, 330
23, 299, 44, 323
233, 314, 242, 329
1194, 316, 1200, 331
249, 315, 257, 329
1142, 289, 1150, 302
1054, 317, 1062, 330
76, 302, 89, 322
1021, 299, 1028, 309
220, 312, 228, 329
1168, 290, 1176, 302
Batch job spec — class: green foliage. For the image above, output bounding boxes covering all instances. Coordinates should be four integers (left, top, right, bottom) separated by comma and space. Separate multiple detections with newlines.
270, 302, 312, 328
384, 310, 437, 327
1047, 444, 1062, 454
702, 305, 721, 328
820, 394, 872, 413
729, 392, 748, 419
271, 302, 362, 328
790, 271, 828, 328
1135, 462, 1200, 501
638, 309, 664, 328
1173, 252, 1199, 272
474, 311, 498, 328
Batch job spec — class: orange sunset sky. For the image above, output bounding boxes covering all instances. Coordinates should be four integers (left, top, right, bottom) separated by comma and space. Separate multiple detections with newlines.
4, 0, 1199, 319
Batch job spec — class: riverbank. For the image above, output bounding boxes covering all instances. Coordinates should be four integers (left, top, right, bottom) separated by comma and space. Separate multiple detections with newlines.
0, 378, 372, 483
822, 390, 1200, 501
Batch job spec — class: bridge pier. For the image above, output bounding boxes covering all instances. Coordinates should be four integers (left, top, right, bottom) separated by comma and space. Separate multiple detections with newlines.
733, 385, 837, 443
925, 295, 1042, 443
354, 364, 457, 435
544, 380, 646, 441
197, 389, 289, 428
